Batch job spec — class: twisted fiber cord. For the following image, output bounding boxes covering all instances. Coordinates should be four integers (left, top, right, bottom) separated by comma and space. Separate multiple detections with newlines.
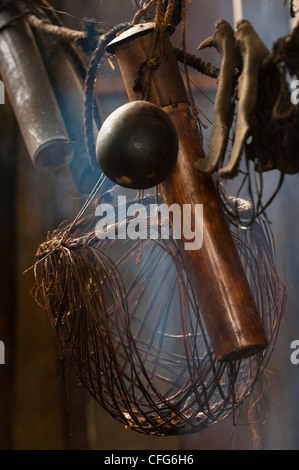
25, 0, 88, 79
1, 0, 220, 78
154, 0, 218, 110
0, 0, 220, 84
174, 48, 219, 79
131, 0, 178, 100
28, 0, 105, 54
131, 0, 156, 25
131, 0, 200, 125
135, 0, 182, 26
28, 12, 84, 40
0, 0, 84, 40
143, 0, 199, 126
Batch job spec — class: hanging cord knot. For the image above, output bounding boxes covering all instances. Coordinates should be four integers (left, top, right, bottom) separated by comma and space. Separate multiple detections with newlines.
131, 0, 182, 99
132, 1, 199, 125
135, 0, 182, 27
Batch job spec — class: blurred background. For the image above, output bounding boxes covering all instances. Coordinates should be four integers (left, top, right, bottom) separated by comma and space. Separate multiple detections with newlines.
0, 0, 298, 450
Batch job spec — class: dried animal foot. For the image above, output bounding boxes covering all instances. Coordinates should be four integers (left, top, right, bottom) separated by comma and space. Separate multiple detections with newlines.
219, 20, 269, 179
194, 19, 241, 174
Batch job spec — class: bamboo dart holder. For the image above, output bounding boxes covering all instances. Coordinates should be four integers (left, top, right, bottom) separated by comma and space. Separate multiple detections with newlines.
0, 6, 74, 173
106, 23, 268, 362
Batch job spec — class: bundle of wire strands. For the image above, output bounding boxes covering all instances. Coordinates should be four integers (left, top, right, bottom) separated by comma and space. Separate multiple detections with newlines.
32, 180, 285, 436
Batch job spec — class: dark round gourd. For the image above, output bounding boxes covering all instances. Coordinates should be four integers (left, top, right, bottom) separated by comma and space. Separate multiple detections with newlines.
96, 100, 179, 190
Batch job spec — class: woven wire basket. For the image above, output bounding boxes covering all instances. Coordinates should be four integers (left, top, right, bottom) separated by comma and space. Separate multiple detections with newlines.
33, 186, 285, 436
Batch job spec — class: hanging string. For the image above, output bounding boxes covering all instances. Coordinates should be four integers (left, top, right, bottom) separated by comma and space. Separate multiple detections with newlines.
67, 173, 107, 232
131, 0, 178, 100
130, 0, 200, 122
22, 173, 107, 275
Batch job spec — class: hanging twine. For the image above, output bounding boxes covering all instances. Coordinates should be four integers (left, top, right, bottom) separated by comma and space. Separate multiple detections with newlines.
130, 0, 199, 130
131, 0, 179, 100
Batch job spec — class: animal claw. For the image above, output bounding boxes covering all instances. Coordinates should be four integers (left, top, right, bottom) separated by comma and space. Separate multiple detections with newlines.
219, 20, 269, 179
195, 18, 299, 180
197, 36, 215, 51
195, 19, 241, 175
195, 19, 270, 179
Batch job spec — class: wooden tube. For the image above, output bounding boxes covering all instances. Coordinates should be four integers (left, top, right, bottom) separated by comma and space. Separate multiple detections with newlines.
106, 23, 268, 361
0, 7, 74, 173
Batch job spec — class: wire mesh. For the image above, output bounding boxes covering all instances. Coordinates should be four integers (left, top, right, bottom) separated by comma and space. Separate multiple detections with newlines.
33, 186, 285, 435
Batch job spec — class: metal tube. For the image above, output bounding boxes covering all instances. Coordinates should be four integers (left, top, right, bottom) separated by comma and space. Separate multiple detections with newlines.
0, 5, 74, 173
